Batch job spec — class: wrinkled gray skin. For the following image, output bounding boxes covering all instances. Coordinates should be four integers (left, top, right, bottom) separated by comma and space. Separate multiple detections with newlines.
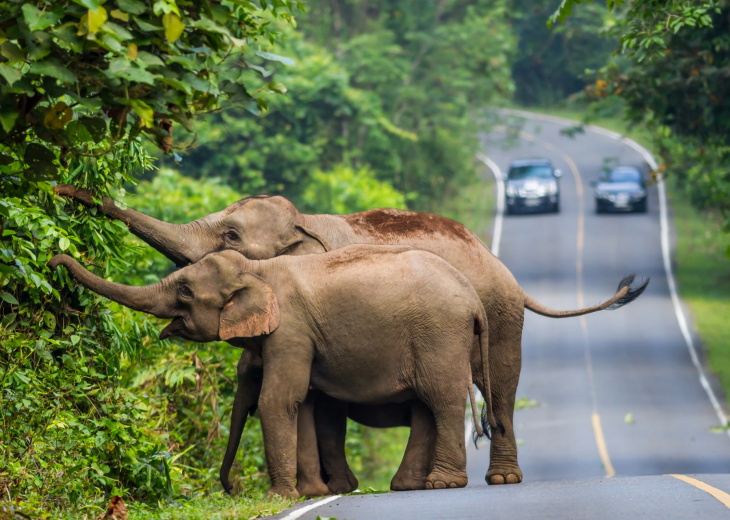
48, 246, 497, 499
56, 186, 648, 493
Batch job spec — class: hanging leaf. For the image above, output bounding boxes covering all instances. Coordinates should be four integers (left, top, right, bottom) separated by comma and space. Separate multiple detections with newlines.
162, 12, 185, 43
43, 101, 73, 130
254, 50, 296, 66
24, 143, 58, 178
29, 59, 76, 84
127, 43, 138, 59
129, 99, 154, 128
0, 63, 22, 86
110, 9, 130, 22
87, 6, 108, 34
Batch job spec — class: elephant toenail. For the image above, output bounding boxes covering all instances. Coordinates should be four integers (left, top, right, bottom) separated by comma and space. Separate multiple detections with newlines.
425, 482, 433, 490
488, 475, 505, 485
506, 474, 520, 484
449, 483, 458, 488
434, 481, 446, 489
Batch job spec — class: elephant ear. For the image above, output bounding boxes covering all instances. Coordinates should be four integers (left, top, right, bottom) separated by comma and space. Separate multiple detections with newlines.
293, 216, 330, 254
219, 273, 280, 340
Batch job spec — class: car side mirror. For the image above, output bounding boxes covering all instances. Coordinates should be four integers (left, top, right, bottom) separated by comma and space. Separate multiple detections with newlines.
554, 169, 562, 178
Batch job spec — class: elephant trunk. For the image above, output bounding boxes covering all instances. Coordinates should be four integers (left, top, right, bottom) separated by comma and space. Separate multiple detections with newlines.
55, 184, 207, 267
48, 254, 175, 318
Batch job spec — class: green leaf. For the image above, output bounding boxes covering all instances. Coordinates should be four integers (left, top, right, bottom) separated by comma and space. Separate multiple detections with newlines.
133, 17, 163, 32
107, 58, 158, 85
24, 143, 58, 178
0, 106, 18, 132
190, 17, 231, 38
110, 9, 130, 22
130, 98, 154, 128
72, 0, 104, 9
59, 236, 70, 251
43, 311, 56, 329
99, 33, 124, 53
66, 120, 95, 143
136, 51, 165, 68
0, 63, 22, 86
1, 41, 25, 62
79, 117, 107, 143
70, 334, 81, 345
102, 21, 134, 41
29, 59, 76, 84
159, 77, 192, 95
267, 81, 287, 94
118, 0, 146, 15
1, 292, 19, 305
254, 50, 296, 66
22, 5, 62, 32
162, 12, 185, 43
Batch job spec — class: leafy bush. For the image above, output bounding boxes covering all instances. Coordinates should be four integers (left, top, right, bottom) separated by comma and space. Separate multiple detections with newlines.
299, 164, 410, 214
0, 0, 295, 515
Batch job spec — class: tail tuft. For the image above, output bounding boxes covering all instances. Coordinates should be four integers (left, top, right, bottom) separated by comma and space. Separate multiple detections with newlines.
607, 274, 650, 310
481, 406, 492, 441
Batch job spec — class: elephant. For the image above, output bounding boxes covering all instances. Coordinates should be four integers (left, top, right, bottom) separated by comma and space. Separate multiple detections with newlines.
48, 246, 498, 498
55, 185, 649, 491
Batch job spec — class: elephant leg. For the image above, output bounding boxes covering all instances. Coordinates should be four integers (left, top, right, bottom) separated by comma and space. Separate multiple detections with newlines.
390, 400, 435, 491
314, 395, 358, 494
477, 311, 523, 485
295, 392, 331, 497
258, 342, 313, 499
220, 350, 263, 494
416, 360, 469, 489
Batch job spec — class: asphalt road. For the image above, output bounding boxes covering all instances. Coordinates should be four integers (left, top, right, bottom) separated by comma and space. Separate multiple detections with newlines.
271, 112, 730, 519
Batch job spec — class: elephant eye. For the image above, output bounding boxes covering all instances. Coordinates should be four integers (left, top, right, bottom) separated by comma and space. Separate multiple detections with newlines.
179, 284, 194, 301
223, 230, 240, 242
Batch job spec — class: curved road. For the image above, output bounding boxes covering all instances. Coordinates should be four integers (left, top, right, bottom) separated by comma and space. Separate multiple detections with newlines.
272, 112, 730, 519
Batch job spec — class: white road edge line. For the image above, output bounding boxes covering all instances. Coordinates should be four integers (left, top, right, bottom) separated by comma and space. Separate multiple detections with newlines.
280, 495, 341, 520
499, 108, 730, 435
476, 152, 504, 257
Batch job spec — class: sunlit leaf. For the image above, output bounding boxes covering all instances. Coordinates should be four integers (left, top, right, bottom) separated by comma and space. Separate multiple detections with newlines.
162, 12, 185, 43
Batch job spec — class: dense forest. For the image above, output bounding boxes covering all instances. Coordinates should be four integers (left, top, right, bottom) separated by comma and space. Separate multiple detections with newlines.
1, 0, 728, 518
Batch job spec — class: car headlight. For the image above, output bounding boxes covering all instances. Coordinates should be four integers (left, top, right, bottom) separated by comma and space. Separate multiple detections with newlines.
595, 191, 610, 200
506, 185, 518, 197
630, 190, 646, 200
547, 182, 558, 195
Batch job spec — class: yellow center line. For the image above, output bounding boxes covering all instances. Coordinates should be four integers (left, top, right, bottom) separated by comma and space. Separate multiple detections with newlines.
519, 130, 613, 477
670, 474, 730, 509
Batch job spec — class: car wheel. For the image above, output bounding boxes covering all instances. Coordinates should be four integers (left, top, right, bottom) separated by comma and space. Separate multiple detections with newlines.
595, 200, 602, 214
636, 200, 647, 213
553, 201, 560, 213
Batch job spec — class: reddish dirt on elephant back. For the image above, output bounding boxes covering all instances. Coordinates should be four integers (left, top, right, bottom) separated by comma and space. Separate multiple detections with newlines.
344, 209, 475, 243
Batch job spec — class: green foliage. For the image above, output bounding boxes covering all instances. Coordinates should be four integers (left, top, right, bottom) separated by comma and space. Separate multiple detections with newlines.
510, 0, 616, 105
0, 0, 296, 515
344, 422, 410, 491
300, 164, 410, 215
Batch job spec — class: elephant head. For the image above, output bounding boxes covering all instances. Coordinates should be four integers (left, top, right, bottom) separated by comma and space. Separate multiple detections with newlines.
48, 251, 280, 342
55, 186, 330, 266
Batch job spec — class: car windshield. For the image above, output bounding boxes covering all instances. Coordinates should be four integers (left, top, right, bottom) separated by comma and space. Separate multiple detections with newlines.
602, 168, 642, 183
507, 164, 553, 180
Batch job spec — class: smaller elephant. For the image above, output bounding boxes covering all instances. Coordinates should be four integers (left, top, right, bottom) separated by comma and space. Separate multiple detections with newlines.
49, 245, 498, 498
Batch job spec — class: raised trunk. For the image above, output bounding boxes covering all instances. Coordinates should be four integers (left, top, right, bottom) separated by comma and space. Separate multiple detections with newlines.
48, 254, 175, 318
55, 185, 201, 267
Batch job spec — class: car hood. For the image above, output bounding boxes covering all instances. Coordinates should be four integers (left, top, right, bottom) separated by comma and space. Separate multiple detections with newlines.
507, 179, 555, 188
595, 182, 644, 193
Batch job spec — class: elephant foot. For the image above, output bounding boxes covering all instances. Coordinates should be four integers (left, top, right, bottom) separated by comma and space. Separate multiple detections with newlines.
327, 470, 359, 494
296, 479, 331, 498
424, 470, 467, 490
268, 486, 300, 499
390, 473, 427, 491
486, 466, 523, 485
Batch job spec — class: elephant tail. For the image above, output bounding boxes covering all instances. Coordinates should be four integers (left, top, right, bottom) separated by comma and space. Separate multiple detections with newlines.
523, 274, 649, 318
472, 315, 501, 447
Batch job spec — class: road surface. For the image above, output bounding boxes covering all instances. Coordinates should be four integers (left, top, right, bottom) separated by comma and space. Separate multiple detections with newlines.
271, 112, 730, 519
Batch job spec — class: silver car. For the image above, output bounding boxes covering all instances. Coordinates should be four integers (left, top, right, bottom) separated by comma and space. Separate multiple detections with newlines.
505, 158, 562, 214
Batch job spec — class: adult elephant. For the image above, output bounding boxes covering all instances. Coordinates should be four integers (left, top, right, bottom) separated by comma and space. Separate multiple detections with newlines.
55, 185, 648, 491
48, 247, 497, 498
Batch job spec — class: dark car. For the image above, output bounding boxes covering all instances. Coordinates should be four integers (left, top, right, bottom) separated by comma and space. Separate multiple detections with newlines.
593, 166, 647, 213
505, 158, 562, 214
